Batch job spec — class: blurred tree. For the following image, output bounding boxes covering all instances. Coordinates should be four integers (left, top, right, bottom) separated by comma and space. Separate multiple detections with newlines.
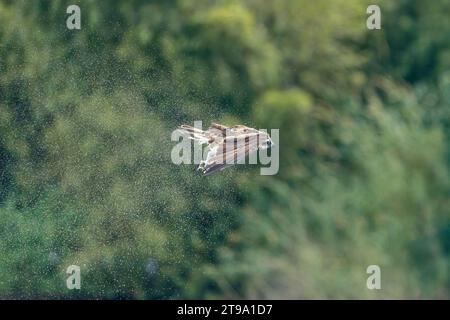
0, 0, 449, 299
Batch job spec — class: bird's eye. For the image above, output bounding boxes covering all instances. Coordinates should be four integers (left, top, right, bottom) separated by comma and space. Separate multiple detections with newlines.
266, 140, 272, 146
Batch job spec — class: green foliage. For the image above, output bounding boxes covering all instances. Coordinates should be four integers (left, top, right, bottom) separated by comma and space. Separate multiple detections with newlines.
206, 92, 450, 298
0, 0, 449, 299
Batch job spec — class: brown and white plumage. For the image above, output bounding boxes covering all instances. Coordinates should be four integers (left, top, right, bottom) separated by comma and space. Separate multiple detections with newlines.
177, 123, 273, 175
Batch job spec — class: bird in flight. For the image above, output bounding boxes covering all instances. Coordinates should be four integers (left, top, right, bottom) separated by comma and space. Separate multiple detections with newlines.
177, 123, 274, 175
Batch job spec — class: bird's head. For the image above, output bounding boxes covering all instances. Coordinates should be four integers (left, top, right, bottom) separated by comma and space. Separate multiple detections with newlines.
260, 135, 274, 150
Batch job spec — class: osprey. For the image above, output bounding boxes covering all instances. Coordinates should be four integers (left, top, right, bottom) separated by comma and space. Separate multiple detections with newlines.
177, 123, 274, 175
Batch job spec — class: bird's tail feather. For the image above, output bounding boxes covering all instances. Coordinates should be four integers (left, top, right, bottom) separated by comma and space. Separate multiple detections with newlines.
178, 125, 209, 144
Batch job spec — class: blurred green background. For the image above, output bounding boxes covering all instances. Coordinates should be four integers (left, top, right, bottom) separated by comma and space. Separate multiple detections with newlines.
0, 0, 449, 299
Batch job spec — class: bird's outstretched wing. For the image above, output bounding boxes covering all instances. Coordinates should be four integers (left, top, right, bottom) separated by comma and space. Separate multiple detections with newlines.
202, 134, 261, 175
